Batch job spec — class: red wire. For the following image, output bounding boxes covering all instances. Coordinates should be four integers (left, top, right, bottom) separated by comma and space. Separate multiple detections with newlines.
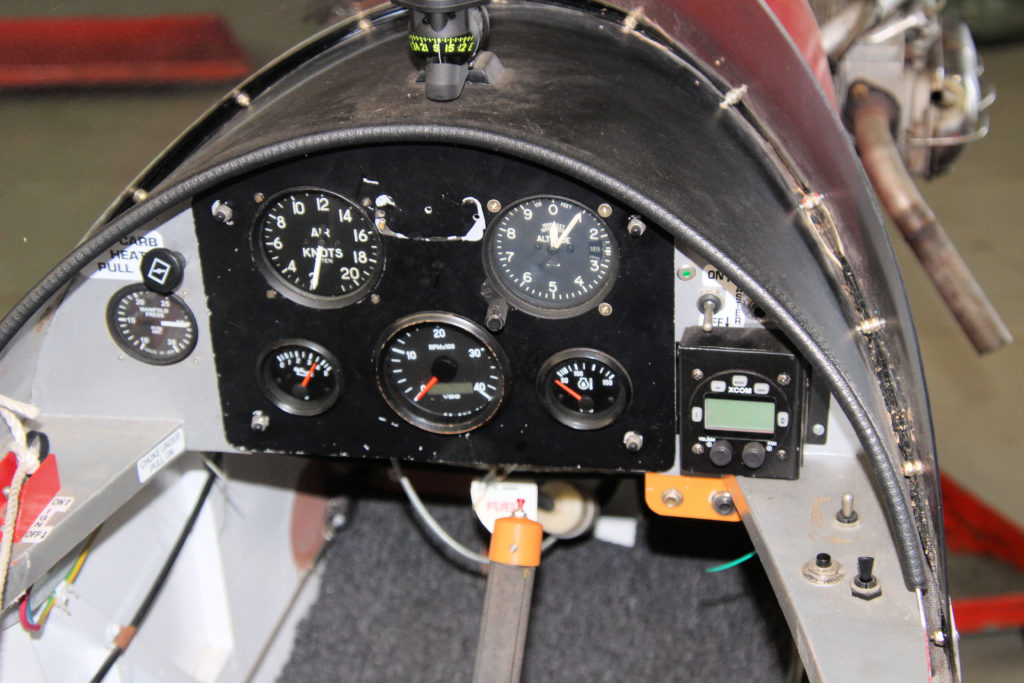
19, 592, 41, 632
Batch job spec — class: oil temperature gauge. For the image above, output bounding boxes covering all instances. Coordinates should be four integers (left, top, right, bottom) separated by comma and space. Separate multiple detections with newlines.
375, 312, 509, 434
538, 348, 631, 430
259, 341, 343, 416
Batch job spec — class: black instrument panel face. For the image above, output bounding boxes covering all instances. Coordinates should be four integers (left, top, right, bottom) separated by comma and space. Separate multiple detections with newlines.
193, 144, 675, 471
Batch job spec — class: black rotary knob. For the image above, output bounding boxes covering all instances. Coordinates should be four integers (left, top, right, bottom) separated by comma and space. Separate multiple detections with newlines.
741, 442, 767, 469
709, 440, 734, 467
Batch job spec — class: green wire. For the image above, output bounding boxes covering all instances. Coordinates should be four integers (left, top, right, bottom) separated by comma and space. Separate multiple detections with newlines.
705, 550, 757, 573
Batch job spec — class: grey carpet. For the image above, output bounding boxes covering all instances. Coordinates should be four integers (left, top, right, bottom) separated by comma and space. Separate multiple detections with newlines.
280, 483, 791, 682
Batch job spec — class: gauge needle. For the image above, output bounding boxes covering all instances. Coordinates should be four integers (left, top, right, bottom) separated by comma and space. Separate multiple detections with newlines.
414, 376, 439, 402
551, 211, 583, 250
554, 379, 583, 401
301, 362, 319, 388
310, 244, 324, 291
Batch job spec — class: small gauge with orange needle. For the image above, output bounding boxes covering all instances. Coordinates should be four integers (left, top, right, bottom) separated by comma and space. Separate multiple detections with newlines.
259, 340, 343, 416
538, 348, 631, 430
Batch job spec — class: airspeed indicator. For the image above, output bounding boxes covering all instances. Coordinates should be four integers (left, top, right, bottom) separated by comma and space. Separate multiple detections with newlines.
254, 188, 384, 308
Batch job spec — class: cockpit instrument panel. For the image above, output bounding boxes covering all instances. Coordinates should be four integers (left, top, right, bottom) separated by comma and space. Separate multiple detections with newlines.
192, 144, 677, 471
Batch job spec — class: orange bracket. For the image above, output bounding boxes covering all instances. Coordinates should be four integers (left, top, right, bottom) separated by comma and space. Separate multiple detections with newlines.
644, 472, 744, 522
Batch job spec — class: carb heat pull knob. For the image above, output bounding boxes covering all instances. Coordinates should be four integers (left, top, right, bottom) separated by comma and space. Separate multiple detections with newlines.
709, 440, 734, 467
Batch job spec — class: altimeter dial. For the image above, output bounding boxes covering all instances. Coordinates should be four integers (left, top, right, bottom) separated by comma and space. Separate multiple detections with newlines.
483, 196, 619, 318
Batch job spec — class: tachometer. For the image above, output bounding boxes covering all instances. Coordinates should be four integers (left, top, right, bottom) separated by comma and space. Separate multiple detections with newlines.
483, 196, 619, 318
254, 188, 383, 308
375, 312, 510, 434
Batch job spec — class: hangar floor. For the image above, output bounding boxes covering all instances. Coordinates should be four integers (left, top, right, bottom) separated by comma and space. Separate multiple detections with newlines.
0, 3, 1021, 680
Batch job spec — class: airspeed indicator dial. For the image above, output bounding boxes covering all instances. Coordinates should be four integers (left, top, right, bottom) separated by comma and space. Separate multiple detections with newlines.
483, 196, 619, 318
254, 189, 383, 308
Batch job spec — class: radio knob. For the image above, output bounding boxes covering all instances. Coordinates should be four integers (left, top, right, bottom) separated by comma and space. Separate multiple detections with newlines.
709, 440, 734, 467
741, 442, 767, 469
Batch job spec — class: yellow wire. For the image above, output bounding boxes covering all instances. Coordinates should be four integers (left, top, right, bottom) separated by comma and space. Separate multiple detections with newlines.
35, 528, 99, 627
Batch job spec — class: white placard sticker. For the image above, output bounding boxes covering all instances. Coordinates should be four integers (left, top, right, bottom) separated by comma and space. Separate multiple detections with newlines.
46, 496, 74, 513
137, 428, 186, 483
90, 230, 165, 280
20, 527, 52, 544
470, 480, 538, 533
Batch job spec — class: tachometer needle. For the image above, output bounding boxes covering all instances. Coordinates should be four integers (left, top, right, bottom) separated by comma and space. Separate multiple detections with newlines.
414, 376, 439, 402
554, 379, 583, 401
301, 362, 319, 388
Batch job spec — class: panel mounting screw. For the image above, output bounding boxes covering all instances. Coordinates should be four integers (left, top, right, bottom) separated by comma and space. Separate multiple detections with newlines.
661, 489, 683, 508
597, 203, 613, 218
691, 368, 704, 381
623, 431, 644, 452
131, 188, 149, 203
812, 423, 826, 436
254, 192, 265, 203
250, 410, 270, 432
691, 443, 705, 455
598, 303, 613, 317
777, 373, 791, 386
234, 91, 252, 107
486, 199, 502, 213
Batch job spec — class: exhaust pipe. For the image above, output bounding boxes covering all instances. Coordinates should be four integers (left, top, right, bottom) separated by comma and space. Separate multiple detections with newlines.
849, 83, 1012, 355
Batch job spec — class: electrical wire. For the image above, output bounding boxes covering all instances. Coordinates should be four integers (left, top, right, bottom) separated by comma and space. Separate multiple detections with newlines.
18, 527, 100, 632
88, 466, 217, 683
390, 459, 558, 571
705, 550, 757, 574
391, 458, 491, 568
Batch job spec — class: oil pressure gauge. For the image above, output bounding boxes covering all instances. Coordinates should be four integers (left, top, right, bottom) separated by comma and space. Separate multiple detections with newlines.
259, 341, 343, 416
106, 284, 198, 365
538, 348, 631, 430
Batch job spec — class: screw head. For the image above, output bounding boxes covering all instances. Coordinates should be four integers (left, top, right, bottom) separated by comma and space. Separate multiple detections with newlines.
234, 91, 251, 107
486, 199, 502, 213
250, 410, 270, 432
254, 192, 265, 203
623, 431, 644, 452
691, 368, 704, 381
777, 373, 791, 386
711, 491, 735, 516
370, 293, 382, 304
691, 442, 705, 455
598, 303, 613, 317
661, 489, 683, 508
812, 423, 826, 436
597, 203, 613, 218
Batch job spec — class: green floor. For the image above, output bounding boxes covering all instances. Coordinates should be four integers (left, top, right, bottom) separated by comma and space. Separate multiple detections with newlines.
1, 5, 1022, 680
